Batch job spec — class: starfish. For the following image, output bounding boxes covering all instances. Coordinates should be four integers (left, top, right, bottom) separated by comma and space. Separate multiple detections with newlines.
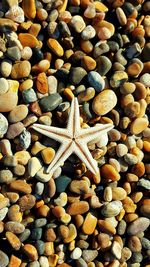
32, 98, 113, 175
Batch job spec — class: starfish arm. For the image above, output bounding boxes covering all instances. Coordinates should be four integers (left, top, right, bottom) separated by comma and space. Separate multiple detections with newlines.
67, 97, 81, 137
32, 123, 70, 143
74, 141, 99, 175
79, 123, 114, 143
46, 141, 74, 174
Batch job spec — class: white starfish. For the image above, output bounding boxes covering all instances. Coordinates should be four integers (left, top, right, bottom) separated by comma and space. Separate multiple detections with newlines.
32, 98, 113, 175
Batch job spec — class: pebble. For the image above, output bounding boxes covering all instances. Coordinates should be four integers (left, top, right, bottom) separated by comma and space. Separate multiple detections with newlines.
82, 250, 98, 263
7, 46, 21, 61
5, 5, 24, 23
92, 89, 117, 115
101, 164, 120, 181
110, 71, 128, 88
70, 247, 82, 260
87, 71, 105, 92
8, 104, 28, 123
82, 212, 97, 235
11, 61, 31, 79
141, 237, 150, 249
0, 78, 9, 95
111, 241, 122, 259
112, 187, 127, 200
0, 59, 12, 78
55, 175, 71, 193
10, 180, 31, 194
0, 170, 13, 184
81, 25, 96, 40
71, 15, 86, 33
47, 38, 64, 57
0, 250, 9, 267
101, 200, 123, 217
67, 201, 89, 215
0, 113, 8, 138
47, 76, 57, 94
137, 178, 150, 189
0, 80, 19, 112
39, 93, 62, 112
69, 67, 87, 85
116, 144, 128, 157
127, 217, 150, 235
6, 122, 24, 139
0, 208, 8, 221
19, 194, 36, 212
23, 244, 38, 261
5, 221, 25, 234
28, 157, 42, 177
130, 118, 149, 135
22, 88, 37, 104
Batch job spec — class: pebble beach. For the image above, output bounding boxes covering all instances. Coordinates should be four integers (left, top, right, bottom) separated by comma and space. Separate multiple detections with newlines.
0, 0, 150, 266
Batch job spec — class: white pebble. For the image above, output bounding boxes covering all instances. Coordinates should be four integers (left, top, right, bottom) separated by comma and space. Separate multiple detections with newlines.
70, 247, 82, 260
48, 76, 58, 94
96, 132, 108, 148
0, 78, 9, 95
39, 256, 49, 267
140, 73, 150, 87
21, 46, 33, 60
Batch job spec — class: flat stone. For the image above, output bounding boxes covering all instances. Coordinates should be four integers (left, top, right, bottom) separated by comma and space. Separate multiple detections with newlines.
0, 250, 9, 267
39, 93, 62, 112
92, 89, 117, 115
87, 71, 105, 92
0, 113, 8, 138
127, 217, 150, 235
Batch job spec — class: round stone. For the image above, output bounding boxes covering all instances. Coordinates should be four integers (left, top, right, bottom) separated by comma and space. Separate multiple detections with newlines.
8, 104, 28, 123
87, 71, 105, 92
81, 25, 96, 40
71, 15, 86, 33
92, 89, 117, 115
0, 113, 8, 138
0, 78, 9, 95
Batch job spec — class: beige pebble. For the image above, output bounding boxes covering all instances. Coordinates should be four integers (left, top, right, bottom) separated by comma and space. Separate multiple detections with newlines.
92, 89, 117, 115
130, 118, 149, 134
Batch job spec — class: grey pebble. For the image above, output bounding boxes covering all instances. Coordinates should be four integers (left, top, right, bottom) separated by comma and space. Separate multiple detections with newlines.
35, 240, 45, 255
39, 93, 62, 112
34, 218, 47, 228
141, 237, 150, 249
101, 200, 123, 217
131, 252, 143, 263
97, 56, 112, 76
69, 67, 87, 85
27, 261, 40, 267
19, 130, 31, 149
0, 169, 13, 184
30, 228, 42, 240
22, 88, 37, 104
7, 46, 21, 61
76, 258, 88, 267
19, 229, 31, 242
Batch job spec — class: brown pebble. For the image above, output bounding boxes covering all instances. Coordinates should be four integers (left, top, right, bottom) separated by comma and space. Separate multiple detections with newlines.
101, 164, 120, 181
11, 61, 31, 79
128, 236, 142, 252
23, 244, 38, 261
18, 194, 36, 212
9, 180, 31, 194
6, 231, 21, 250
67, 201, 89, 215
